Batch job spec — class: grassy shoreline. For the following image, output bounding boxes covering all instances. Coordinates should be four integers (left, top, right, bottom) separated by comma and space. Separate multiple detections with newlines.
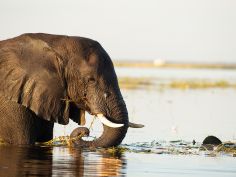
114, 60, 236, 70
118, 77, 236, 90
115, 60, 236, 90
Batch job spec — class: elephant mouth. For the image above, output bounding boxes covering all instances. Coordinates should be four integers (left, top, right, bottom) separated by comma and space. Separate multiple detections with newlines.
79, 109, 144, 129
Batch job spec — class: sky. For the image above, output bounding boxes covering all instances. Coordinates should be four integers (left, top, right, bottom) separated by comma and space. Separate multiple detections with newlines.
0, 0, 235, 63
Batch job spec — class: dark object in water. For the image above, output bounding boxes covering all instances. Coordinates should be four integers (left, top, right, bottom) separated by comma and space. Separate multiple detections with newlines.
200, 136, 222, 151
202, 136, 222, 145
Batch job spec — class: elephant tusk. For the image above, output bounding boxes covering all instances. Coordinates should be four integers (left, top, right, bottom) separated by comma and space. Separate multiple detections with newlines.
129, 122, 144, 128
80, 110, 86, 126
96, 114, 124, 128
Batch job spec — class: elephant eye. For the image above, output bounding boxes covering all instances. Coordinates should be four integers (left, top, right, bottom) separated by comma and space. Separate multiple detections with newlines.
87, 77, 96, 83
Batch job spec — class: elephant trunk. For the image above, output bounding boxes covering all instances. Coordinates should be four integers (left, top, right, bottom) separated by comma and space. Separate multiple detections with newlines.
90, 124, 128, 148
71, 99, 129, 148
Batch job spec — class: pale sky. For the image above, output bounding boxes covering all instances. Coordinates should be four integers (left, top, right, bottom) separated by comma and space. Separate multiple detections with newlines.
0, 0, 236, 63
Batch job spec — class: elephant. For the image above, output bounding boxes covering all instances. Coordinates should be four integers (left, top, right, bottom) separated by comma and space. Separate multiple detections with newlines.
0, 33, 143, 147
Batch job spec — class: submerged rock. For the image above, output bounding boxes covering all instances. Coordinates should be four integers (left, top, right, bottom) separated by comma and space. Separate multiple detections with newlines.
201, 136, 222, 151
202, 136, 222, 145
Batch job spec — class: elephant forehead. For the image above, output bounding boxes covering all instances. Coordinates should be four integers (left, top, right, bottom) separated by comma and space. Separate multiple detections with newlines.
20, 42, 56, 66
23, 36, 51, 50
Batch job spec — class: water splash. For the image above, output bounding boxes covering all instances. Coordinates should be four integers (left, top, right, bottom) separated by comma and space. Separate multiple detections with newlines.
121, 140, 236, 157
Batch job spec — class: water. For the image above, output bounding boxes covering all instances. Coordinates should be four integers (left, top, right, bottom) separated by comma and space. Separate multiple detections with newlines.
1, 67, 236, 176
116, 67, 236, 81
0, 146, 236, 177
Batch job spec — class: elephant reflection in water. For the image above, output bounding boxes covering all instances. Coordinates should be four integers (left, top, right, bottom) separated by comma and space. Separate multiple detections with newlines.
68, 147, 126, 176
0, 146, 126, 176
0, 146, 53, 176
96, 155, 125, 176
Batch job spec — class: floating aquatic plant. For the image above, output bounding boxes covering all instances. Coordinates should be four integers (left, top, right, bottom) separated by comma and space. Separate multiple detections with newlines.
120, 140, 236, 157
39, 117, 97, 147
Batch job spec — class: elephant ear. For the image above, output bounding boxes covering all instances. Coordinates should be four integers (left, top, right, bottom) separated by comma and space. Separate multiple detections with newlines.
0, 36, 69, 124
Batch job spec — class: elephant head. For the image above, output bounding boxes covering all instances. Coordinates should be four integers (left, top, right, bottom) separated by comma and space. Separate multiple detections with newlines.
0, 33, 143, 147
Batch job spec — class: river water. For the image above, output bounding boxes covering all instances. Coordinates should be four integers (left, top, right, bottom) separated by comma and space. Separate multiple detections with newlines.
1, 67, 236, 176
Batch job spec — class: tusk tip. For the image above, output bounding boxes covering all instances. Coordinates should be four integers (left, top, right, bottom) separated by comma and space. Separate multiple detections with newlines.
129, 122, 145, 128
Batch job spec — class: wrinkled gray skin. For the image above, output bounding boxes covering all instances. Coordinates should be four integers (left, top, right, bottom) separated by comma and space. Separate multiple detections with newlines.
0, 33, 129, 147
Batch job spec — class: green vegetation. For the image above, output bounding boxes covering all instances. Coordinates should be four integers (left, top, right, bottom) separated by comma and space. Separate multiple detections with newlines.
200, 143, 236, 157
118, 77, 236, 90
1, 136, 235, 157
118, 77, 152, 89
99, 141, 236, 156
216, 143, 236, 154
39, 117, 97, 146
39, 136, 72, 146
169, 80, 234, 90
98, 147, 128, 157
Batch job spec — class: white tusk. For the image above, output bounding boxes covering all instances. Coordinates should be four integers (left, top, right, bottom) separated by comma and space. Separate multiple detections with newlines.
96, 114, 124, 128
129, 122, 145, 128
